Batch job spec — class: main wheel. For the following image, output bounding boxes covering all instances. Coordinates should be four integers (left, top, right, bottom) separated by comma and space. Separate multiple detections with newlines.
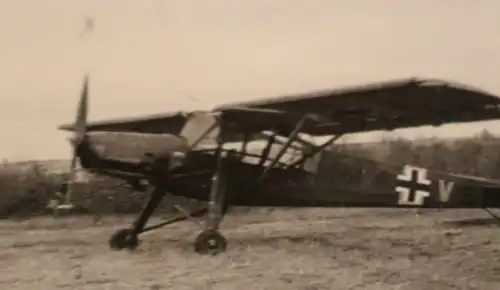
194, 230, 227, 255
109, 229, 139, 251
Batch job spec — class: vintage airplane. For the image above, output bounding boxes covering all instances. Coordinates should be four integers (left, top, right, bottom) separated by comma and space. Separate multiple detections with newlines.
58, 75, 500, 255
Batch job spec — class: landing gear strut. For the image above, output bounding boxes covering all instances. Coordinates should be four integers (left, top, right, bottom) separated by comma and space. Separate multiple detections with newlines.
193, 120, 229, 255
108, 185, 166, 251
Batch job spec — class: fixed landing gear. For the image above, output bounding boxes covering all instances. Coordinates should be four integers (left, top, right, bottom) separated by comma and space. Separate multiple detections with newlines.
108, 185, 166, 252
109, 229, 139, 250
193, 138, 230, 255
194, 229, 227, 255
108, 118, 231, 255
108, 216, 228, 254
106, 179, 229, 255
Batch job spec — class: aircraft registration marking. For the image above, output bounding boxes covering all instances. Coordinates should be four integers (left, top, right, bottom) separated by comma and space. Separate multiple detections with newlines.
438, 179, 454, 203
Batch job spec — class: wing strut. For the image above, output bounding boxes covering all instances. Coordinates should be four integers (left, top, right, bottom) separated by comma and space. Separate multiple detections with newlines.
259, 133, 276, 167
237, 133, 250, 160
288, 134, 343, 169
257, 115, 310, 182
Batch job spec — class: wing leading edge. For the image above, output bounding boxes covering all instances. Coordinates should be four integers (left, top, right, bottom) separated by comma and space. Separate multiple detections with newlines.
58, 111, 189, 134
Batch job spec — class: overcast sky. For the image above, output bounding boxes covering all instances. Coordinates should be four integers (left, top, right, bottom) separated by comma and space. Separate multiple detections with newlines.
1, 0, 500, 161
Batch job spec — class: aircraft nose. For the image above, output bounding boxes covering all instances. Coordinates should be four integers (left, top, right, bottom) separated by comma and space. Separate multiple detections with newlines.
84, 132, 109, 156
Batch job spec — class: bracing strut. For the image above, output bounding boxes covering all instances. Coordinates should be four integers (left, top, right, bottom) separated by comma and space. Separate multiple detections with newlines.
257, 115, 310, 182
288, 134, 343, 169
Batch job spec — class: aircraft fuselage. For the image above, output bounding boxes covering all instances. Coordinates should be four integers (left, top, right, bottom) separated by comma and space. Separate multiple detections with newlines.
75, 131, 500, 210
166, 150, 500, 209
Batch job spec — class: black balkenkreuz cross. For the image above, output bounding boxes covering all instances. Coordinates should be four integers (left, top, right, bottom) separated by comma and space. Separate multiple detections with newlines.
395, 165, 431, 206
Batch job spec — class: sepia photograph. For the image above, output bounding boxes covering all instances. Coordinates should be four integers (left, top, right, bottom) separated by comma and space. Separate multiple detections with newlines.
1, 1, 499, 289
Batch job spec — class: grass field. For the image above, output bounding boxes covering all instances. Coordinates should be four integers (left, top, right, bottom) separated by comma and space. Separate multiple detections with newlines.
1, 208, 499, 290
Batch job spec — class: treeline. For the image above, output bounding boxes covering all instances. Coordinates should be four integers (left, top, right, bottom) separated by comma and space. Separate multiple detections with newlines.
334, 130, 500, 179
1, 130, 499, 218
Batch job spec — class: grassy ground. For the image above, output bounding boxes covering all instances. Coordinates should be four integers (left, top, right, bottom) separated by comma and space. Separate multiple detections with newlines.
1, 208, 499, 290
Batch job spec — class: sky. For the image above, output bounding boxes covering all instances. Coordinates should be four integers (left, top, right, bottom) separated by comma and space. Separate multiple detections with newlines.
1, 0, 500, 162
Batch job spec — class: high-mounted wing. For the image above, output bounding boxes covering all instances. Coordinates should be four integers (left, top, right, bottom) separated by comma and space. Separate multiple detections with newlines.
215, 78, 500, 136
59, 111, 189, 134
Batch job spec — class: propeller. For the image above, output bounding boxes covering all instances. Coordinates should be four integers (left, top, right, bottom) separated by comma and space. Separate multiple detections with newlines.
61, 75, 89, 208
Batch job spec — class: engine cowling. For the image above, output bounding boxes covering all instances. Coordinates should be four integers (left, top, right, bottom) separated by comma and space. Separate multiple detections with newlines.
85, 131, 187, 163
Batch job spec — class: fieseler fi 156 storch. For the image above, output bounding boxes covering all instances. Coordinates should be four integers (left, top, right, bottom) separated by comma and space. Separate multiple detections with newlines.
58, 76, 500, 255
